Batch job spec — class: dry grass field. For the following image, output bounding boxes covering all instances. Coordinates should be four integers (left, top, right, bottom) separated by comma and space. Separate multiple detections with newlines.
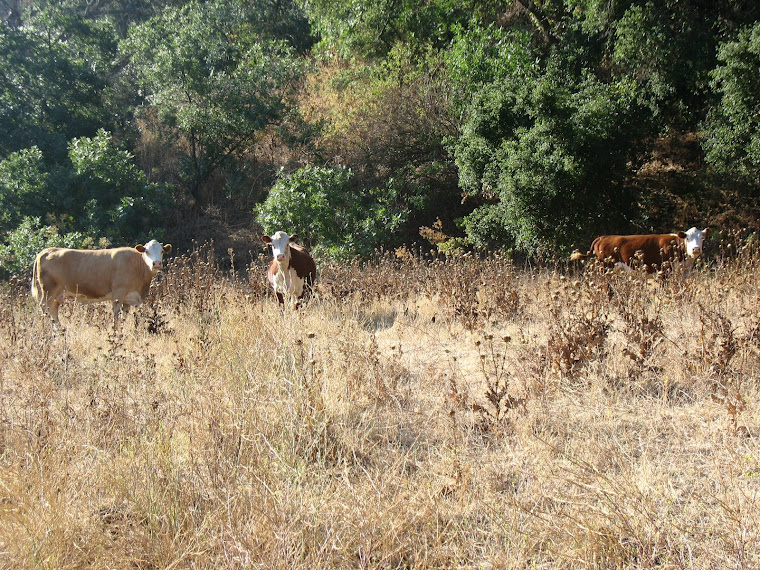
1, 239, 760, 569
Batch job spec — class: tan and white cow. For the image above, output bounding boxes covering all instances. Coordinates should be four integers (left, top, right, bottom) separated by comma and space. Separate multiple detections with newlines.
571, 227, 709, 272
31, 239, 172, 326
262, 231, 316, 307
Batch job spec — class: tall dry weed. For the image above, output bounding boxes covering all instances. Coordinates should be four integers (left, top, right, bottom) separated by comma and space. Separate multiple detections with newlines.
543, 276, 611, 380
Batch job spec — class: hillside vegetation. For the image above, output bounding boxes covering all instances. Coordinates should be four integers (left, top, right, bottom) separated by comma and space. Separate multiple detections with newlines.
2, 1, 760, 268
1, 241, 759, 568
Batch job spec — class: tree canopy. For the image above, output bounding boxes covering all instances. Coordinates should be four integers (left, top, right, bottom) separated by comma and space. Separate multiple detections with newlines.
0, 0, 759, 268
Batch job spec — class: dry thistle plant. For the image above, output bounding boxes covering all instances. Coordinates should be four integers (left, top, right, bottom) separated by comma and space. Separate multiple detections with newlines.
602, 272, 669, 393
471, 333, 526, 433
444, 333, 527, 437
544, 276, 610, 379
154, 240, 223, 317
695, 302, 751, 435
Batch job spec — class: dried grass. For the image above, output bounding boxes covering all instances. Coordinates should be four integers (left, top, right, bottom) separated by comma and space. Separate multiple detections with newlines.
1, 243, 760, 568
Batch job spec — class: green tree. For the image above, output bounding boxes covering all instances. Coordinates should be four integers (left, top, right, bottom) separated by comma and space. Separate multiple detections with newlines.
0, 2, 118, 158
256, 165, 409, 258
448, 26, 647, 254
703, 23, 760, 182
0, 217, 86, 278
302, 0, 498, 59
121, 0, 303, 204
611, 1, 710, 126
0, 131, 169, 244
0, 147, 52, 233
66, 130, 171, 241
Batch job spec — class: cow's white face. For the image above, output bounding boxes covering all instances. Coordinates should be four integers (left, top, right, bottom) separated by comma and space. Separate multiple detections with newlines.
137, 239, 171, 272
679, 227, 709, 258
262, 231, 294, 265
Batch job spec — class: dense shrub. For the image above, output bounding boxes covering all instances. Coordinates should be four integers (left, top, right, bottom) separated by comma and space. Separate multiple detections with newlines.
451, 64, 644, 255
0, 131, 170, 248
297, 45, 460, 241
0, 147, 52, 233
0, 217, 87, 278
67, 130, 171, 241
703, 22, 760, 181
256, 164, 409, 259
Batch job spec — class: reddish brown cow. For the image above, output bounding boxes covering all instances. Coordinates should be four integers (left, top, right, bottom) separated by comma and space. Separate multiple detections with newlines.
262, 231, 316, 306
31, 239, 171, 326
571, 227, 709, 272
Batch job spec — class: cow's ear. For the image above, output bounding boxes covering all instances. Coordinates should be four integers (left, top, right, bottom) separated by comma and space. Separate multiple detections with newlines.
262, 235, 272, 244
135, 244, 147, 252
677, 231, 686, 238
289, 234, 299, 243
163, 244, 172, 253
704, 228, 710, 236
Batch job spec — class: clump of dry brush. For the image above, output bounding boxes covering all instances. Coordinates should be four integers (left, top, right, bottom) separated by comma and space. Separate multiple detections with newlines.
319, 247, 521, 329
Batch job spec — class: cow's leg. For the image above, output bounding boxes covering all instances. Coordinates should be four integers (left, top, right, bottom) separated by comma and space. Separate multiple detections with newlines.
47, 296, 62, 326
112, 301, 124, 327
37, 282, 63, 326
113, 292, 141, 327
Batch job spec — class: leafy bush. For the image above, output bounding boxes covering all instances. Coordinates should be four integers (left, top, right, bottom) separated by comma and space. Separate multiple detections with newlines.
304, 0, 486, 59
0, 3, 117, 159
66, 130, 171, 241
0, 217, 87, 278
256, 165, 409, 259
121, 0, 303, 203
703, 23, 760, 180
0, 131, 170, 278
297, 45, 459, 239
0, 147, 52, 234
449, 44, 645, 255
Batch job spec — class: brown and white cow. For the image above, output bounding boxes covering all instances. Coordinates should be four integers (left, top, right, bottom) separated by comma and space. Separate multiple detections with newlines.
31, 239, 172, 326
571, 227, 709, 272
262, 231, 316, 307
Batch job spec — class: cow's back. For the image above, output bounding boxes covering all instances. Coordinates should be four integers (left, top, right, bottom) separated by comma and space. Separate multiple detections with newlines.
35, 247, 147, 300
591, 234, 682, 269
289, 244, 317, 287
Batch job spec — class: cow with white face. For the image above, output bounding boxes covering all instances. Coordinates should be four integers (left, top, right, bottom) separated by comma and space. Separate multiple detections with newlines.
31, 239, 172, 327
682, 227, 709, 258
571, 227, 710, 273
262, 231, 316, 307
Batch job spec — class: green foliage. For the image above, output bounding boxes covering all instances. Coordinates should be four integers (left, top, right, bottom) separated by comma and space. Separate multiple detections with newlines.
304, 0, 497, 59
256, 165, 409, 259
611, 1, 748, 126
451, 50, 645, 254
0, 0, 757, 266
0, 131, 169, 249
121, 0, 304, 201
237, 0, 314, 52
444, 25, 536, 115
311, 42, 455, 228
703, 23, 760, 181
0, 217, 86, 278
0, 147, 52, 233
0, 2, 118, 158
66, 130, 171, 241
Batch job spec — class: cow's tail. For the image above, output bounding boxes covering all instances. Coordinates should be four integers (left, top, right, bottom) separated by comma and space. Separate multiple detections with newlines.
571, 236, 602, 262
570, 249, 590, 261
30, 252, 43, 301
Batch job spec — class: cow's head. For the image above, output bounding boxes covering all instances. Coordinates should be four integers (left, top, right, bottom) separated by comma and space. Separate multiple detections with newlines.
677, 227, 710, 258
136, 240, 172, 272
262, 231, 297, 265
